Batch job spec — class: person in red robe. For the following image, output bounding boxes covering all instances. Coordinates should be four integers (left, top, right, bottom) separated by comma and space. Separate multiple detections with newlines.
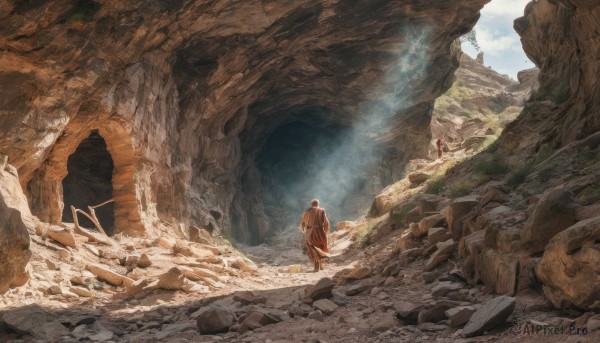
436, 138, 444, 159
300, 199, 330, 272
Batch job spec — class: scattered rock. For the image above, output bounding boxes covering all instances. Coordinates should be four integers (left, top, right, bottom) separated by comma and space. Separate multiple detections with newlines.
86, 263, 134, 287
394, 301, 424, 324
442, 195, 480, 240
45, 259, 59, 270
313, 298, 339, 315
195, 306, 235, 334
307, 310, 324, 321
345, 283, 372, 296
70, 286, 93, 297
157, 267, 185, 290
239, 310, 283, 333
233, 290, 267, 305
155, 321, 197, 340
2, 304, 69, 340
462, 295, 516, 337
137, 254, 152, 268
72, 322, 114, 341
428, 227, 452, 244
445, 306, 477, 327
47, 228, 77, 248
423, 239, 457, 271
432, 281, 465, 298
415, 214, 446, 238
306, 277, 335, 301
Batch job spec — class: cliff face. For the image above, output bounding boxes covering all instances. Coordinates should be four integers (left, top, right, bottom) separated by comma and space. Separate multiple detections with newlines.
0, 0, 489, 244
503, 0, 600, 155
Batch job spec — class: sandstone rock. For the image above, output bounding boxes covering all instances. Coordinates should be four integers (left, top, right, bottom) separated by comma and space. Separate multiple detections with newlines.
394, 301, 423, 324
428, 227, 452, 244
521, 188, 577, 253
137, 253, 152, 268
313, 299, 339, 315
157, 267, 185, 290
576, 204, 600, 221
196, 306, 235, 334
306, 277, 335, 301
535, 216, 600, 310
445, 306, 477, 327
2, 304, 69, 340
0, 205, 31, 293
462, 296, 515, 337
231, 257, 258, 272
423, 239, 457, 271
344, 265, 372, 281
189, 226, 213, 244
415, 214, 446, 238
392, 230, 420, 254
432, 281, 465, 298
443, 195, 480, 240
233, 291, 267, 305
72, 322, 114, 342
86, 264, 134, 287
239, 310, 283, 333
47, 228, 77, 248
70, 286, 93, 297
345, 283, 372, 296
409, 172, 430, 184
478, 249, 519, 295
155, 321, 197, 340
480, 182, 509, 207
47, 284, 63, 295
45, 259, 59, 270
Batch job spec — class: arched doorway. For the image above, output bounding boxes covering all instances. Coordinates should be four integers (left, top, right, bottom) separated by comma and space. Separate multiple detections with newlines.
61, 130, 116, 235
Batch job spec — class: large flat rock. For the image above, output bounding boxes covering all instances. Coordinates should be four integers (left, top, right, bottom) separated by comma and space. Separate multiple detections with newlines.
463, 295, 515, 337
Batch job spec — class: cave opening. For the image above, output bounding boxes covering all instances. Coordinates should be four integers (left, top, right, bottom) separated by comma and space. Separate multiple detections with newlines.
255, 120, 372, 238
61, 130, 115, 236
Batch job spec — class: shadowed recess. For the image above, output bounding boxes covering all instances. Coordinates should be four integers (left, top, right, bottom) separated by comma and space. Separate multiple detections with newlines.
61, 130, 115, 235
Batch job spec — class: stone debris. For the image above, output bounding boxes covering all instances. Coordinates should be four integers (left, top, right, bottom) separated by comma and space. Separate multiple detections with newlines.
313, 298, 339, 315
47, 228, 77, 248
195, 306, 235, 334
306, 277, 335, 301
462, 296, 515, 337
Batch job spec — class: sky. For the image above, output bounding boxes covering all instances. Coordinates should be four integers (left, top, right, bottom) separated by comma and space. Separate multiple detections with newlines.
462, 0, 533, 80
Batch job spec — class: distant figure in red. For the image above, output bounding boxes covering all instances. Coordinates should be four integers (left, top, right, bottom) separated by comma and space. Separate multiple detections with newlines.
436, 138, 444, 159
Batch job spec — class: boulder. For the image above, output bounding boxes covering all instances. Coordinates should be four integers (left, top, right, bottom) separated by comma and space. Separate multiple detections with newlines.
415, 214, 446, 238
521, 188, 577, 253
157, 267, 185, 290
478, 249, 519, 295
418, 301, 458, 324
445, 306, 477, 327
313, 298, 338, 315
423, 239, 457, 271
70, 286, 93, 297
408, 172, 430, 184
2, 304, 69, 340
428, 227, 452, 244
0, 205, 31, 293
534, 217, 600, 310
71, 322, 114, 341
462, 296, 515, 337
344, 265, 371, 281
196, 306, 235, 334
394, 301, 424, 324
480, 182, 509, 207
47, 228, 77, 248
306, 277, 335, 301
345, 283, 373, 296
443, 195, 480, 240
307, 310, 324, 321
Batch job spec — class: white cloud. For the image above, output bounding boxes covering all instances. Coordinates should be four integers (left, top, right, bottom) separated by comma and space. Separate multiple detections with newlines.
475, 27, 521, 56
481, 0, 530, 19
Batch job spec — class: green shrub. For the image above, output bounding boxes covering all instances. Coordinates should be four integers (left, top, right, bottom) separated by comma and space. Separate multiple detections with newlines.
67, 0, 100, 23
538, 163, 559, 183
507, 164, 532, 187
475, 156, 508, 177
425, 176, 446, 195
391, 202, 416, 222
450, 183, 471, 198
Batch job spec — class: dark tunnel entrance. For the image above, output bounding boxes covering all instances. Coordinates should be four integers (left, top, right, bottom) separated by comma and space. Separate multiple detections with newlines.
61, 130, 115, 235
256, 121, 372, 235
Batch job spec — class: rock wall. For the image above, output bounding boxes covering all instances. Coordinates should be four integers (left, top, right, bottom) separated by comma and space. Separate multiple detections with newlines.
502, 0, 600, 155
0, 0, 489, 243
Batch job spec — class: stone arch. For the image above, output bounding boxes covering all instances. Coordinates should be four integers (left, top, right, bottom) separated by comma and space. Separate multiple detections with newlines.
27, 119, 144, 236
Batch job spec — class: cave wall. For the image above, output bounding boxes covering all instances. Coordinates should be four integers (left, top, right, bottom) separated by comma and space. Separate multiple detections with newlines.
0, 0, 489, 242
502, 0, 600, 155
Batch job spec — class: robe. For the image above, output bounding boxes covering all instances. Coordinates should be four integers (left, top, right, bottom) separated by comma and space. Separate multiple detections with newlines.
301, 206, 330, 263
